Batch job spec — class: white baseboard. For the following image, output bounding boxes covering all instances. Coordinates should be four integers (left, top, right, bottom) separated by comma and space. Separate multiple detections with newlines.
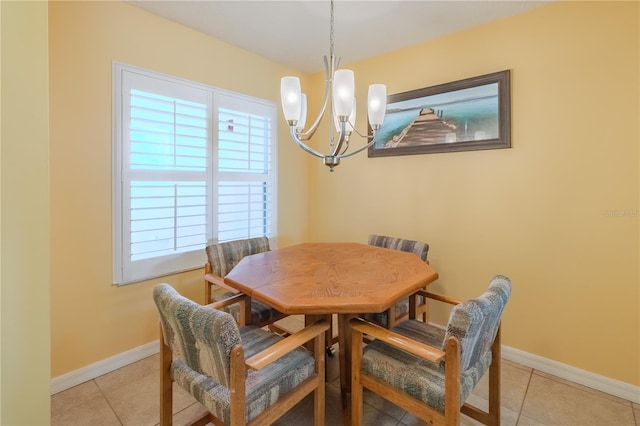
51, 340, 159, 395
51, 340, 639, 405
502, 345, 640, 404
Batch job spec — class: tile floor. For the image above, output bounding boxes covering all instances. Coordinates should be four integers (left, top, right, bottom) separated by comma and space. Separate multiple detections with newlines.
52, 316, 639, 426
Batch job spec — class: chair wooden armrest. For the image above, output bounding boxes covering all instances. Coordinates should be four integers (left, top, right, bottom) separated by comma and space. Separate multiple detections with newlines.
245, 320, 330, 370
204, 266, 240, 306
415, 289, 463, 306
205, 293, 248, 310
205, 272, 238, 293
349, 317, 444, 362
204, 272, 226, 287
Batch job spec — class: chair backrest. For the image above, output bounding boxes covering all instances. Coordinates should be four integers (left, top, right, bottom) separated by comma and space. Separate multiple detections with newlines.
205, 237, 270, 277
443, 275, 511, 372
153, 283, 241, 387
368, 234, 429, 261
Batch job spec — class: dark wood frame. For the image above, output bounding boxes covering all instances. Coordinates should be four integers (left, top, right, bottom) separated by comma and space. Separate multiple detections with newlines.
368, 70, 511, 157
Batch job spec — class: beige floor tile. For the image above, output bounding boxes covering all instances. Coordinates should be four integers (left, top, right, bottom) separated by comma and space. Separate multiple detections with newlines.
521, 373, 635, 425
533, 370, 634, 407
169, 401, 209, 426
471, 360, 532, 413
362, 388, 407, 421
399, 412, 425, 426
95, 354, 196, 426
516, 413, 547, 425
273, 383, 344, 426
51, 380, 121, 426
463, 392, 520, 426
398, 406, 516, 426
361, 402, 401, 426
503, 358, 534, 374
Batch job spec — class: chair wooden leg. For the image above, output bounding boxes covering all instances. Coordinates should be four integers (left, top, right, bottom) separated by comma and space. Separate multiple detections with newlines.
159, 325, 173, 426
350, 327, 364, 426
313, 325, 326, 426
488, 325, 502, 426
422, 294, 430, 323
204, 262, 212, 304
387, 306, 397, 328
444, 337, 461, 426
409, 294, 417, 320
229, 346, 247, 426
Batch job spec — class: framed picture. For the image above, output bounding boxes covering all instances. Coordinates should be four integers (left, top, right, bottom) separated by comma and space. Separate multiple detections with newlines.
368, 70, 511, 157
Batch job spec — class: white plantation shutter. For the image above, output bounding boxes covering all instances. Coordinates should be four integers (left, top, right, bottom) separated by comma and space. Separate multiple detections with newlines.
113, 64, 277, 284
215, 95, 275, 242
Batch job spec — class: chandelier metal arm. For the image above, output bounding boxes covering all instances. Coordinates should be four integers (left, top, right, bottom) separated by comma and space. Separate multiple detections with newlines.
348, 122, 370, 139
295, 63, 331, 141
329, 120, 348, 156
288, 127, 327, 158
334, 130, 378, 159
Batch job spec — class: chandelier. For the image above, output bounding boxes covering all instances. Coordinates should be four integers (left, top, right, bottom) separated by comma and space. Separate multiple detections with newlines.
280, 0, 387, 171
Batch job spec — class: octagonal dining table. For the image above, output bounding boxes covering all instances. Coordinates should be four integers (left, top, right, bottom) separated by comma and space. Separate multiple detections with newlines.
223, 242, 439, 416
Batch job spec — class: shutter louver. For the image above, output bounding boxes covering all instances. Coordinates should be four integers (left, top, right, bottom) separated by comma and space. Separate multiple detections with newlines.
218, 181, 272, 242
217, 106, 272, 242
128, 89, 208, 261
130, 181, 207, 260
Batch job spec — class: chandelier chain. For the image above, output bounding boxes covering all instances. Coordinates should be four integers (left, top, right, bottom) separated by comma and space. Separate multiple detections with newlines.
330, 0, 334, 59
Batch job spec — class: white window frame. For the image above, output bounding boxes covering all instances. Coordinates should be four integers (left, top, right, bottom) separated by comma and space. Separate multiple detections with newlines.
112, 62, 277, 285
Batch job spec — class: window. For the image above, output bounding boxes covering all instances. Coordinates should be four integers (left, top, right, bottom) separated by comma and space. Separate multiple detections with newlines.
113, 63, 277, 285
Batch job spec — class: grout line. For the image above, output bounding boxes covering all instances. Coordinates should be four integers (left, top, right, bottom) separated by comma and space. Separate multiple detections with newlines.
514, 367, 534, 426
531, 368, 635, 408
93, 379, 125, 426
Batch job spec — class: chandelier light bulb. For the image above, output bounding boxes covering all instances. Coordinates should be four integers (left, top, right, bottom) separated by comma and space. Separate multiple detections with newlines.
368, 84, 387, 127
333, 69, 355, 118
296, 93, 308, 133
280, 76, 302, 123
334, 98, 356, 133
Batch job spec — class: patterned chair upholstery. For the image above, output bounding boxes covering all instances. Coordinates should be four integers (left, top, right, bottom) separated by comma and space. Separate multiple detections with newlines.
350, 275, 512, 426
362, 234, 430, 327
153, 283, 328, 426
204, 237, 286, 328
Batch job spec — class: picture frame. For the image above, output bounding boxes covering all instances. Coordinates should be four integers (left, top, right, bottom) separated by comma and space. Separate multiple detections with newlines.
368, 70, 511, 157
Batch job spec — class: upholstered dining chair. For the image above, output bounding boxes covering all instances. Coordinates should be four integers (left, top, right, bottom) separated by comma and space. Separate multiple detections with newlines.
363, 234, 430, 327
350, 275, 511, 426
153, 283, 329, 426
205, 237, 287, 331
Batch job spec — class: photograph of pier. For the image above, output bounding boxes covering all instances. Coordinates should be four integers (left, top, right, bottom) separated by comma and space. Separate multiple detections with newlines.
372, 82, 500, 150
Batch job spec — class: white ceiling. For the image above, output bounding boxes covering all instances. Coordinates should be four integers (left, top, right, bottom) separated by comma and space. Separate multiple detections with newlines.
127, 0, 549, 73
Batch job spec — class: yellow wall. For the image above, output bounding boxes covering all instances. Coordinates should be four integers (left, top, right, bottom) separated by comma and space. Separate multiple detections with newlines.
309, 1, 639, 386
0, 1, 51, 423
48, 1, 311, 377
48, 0, 638, 393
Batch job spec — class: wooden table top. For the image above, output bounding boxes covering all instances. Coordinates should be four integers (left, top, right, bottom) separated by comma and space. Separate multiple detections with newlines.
224, 242, 439, 315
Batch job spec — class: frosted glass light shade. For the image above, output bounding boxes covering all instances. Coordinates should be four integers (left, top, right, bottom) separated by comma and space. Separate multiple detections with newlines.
347, 99, 356, 132
296, 94, 307, 132
333, 69, 355, 117
333, 98, 356, 133
367, 84, 387, 126
281, 76, 302, 122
